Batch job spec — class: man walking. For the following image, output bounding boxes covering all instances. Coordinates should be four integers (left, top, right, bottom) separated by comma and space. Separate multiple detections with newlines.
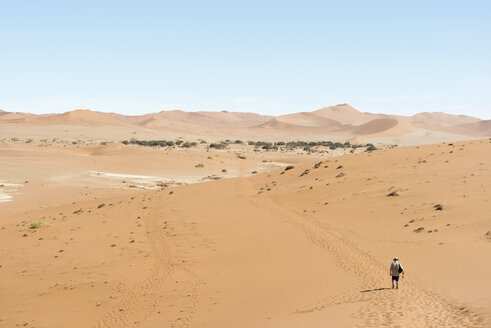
390, 257, 404, 289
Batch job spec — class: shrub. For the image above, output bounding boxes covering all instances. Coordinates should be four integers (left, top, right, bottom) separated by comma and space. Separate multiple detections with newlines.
261, 143, 278, 151
123, 139, 176, 147
209, 142, 227, 149
366, 144, 377, 151
284, 165, 294, 171
234, 140, 243, 144
221, 169, 227, 172
251, 171, 258, 174
30, 221, 43, 229
195, 163, 204, 168
25, 139, 33, 143
97, 203, 105, 209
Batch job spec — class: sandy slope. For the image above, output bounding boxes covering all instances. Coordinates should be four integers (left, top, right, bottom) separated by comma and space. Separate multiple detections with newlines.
1, 140, 491, 327
1, 104, 489, 145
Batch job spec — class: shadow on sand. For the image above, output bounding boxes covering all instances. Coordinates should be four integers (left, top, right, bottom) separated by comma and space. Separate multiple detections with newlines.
360, 287, 392, 293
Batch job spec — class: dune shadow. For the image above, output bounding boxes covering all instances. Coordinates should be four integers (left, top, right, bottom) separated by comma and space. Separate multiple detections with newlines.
360, 287, 392, 293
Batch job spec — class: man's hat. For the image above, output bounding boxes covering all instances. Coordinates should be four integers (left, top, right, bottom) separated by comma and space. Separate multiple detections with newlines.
393, 257, 399, 261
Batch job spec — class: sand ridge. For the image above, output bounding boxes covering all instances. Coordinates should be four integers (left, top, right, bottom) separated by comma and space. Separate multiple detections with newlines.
1, 104, 490, 145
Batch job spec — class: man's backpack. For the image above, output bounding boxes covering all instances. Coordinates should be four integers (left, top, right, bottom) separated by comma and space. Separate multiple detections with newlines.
398, 264, 403, 273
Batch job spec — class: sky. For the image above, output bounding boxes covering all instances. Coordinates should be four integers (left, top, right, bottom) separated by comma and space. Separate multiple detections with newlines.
1, 0, 490, 119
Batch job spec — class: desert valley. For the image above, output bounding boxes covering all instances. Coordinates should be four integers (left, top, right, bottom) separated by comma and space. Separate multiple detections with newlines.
1, 104, 491, 328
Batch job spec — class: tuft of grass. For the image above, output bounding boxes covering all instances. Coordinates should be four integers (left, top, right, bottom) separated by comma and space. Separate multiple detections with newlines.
251, 171, 258, 174
195, 163, 204, 168
97, 203, 105, 209
207, 156, 213, 160
284, 165, 294, 171
30, 221, 43, 229
221, 169, 227, 173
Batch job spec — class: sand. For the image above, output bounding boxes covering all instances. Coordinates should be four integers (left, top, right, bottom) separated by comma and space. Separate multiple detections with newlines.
1, 105, 491, 327
1, 104, 490, 145
1, 136, 491, 327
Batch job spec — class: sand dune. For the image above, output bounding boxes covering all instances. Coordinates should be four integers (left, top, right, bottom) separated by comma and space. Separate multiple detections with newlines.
351, 118, 399, 135
311, 104, 385, 125
258, 115, 343, 131
274, 112, 343, 129
139, 110, 272, 129
1, 139, 490, 327
1, 105, 490, 145
411, 111, 481, 127
0, 111, 27, 121
24, 109, 133, 127
451, 120, 491, 137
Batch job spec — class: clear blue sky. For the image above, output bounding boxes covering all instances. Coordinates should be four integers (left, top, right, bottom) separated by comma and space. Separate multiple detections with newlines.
1, 0, 490, 118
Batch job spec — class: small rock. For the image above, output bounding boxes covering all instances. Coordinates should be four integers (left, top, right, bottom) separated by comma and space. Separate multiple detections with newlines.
300, 169, 309, 177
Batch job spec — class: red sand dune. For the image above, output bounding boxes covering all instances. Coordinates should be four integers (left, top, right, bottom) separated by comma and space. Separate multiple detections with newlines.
311, 104, 385, 125
0, 105, 490, 145
351, 118, 400, 135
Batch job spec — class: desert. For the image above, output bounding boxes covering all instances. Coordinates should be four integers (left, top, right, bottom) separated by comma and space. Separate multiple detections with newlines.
1, 104, 491, 328
2, 2, 491, 326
